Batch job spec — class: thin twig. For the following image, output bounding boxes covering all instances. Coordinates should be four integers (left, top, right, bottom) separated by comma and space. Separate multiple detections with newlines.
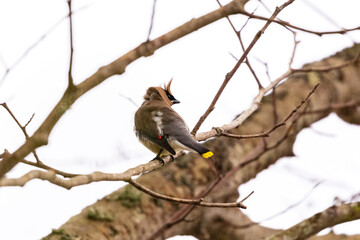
1, 103, 30, 139
147, 0, 157, 41
191, 0, 295, 136
225, 181, 323, 229
218, 83, 319, 139
302, 98, 360, 115
128, 178, 250, 208
0, 103, 78, 177
302, 0, 344, 31
266, 201, 360, 240
195, 52, 360, 142
118, 92, 139, 108
214, 85, 318, 196
288, 31, 299, 68
292, 53, 360, 73
67, 0, 75, 87
1, 103, 42, 165
0, 4, 89, 86
236, 7, 263, 89
147, 176, 222, 240
242, 11, 360, 36
272, 87, 278, 125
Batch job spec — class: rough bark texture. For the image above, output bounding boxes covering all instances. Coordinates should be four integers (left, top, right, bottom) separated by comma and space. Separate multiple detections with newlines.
43, 44, 360, 240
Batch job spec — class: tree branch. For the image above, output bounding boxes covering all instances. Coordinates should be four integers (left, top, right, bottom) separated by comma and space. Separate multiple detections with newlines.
194, 51, 360, 141
191, 0, 295, 135
147, 0, 157, 41
0, 4, 89, 86
218, 82, 319, 139
266, 202, 360, 240
128, 178, 252, 208
67, 0, 75, 88
242, 11, 360, 36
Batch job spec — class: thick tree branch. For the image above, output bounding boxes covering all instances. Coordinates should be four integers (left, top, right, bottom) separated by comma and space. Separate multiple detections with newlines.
266, 202, 360, 240
0, 156, 171, 189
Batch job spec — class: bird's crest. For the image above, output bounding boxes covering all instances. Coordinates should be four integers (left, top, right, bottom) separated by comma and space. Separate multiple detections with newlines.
164, 78, 173, 95
155, 78, 178, 106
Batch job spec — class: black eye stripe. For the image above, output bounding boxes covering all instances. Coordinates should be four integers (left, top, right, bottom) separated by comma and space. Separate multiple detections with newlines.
165, 90, 174, 99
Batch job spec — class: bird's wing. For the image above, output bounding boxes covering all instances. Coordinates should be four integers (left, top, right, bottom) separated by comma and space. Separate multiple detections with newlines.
160, 107, 189, 134
161, 107, 213, 157
149, 133, 176, 155
134, 105, 176, 155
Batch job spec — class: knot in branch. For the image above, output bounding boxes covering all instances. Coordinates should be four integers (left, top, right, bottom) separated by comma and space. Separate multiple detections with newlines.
213, 127, 225, 136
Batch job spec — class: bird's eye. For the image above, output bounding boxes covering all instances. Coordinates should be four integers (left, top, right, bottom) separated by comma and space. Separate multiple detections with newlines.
165, 91, 173, 100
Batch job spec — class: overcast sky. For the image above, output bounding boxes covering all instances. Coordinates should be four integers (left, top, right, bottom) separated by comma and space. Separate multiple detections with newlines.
1, 0, 360, 239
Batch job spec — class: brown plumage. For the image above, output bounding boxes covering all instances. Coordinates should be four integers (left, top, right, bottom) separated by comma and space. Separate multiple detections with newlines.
134, 79, 213, 164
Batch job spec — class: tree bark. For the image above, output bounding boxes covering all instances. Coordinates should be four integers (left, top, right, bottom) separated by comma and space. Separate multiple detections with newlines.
43, 44, 360, 240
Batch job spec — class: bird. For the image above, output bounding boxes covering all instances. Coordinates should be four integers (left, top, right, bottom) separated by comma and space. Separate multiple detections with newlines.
134, 79, 214, 165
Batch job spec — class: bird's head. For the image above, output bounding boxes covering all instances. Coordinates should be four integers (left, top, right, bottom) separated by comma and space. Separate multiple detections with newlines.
143, 78, 180, 106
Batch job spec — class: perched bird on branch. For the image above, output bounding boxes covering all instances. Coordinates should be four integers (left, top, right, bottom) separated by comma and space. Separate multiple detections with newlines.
134, 79, 214, 165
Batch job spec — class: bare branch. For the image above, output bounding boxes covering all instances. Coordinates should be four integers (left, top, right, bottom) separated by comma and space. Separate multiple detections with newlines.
67, 0, 75, 88
147, 175, 223, 240
288, 31, 300, 68
272, 87, 278, 125
128, 178, 251, 208
303, 98, 360, 115
18, 158, 79, 178
147, 0, 157, 41
118, 92, 139, 108
191, 0, 295, 136
1, 102, 31, 139
216, 81, 321, 140
195, 52, 360, 142
228, 181, 323, 229
266, 201, 360, 240
292, 53, 360, 73
242, 11, 360, 36
0, 5, 89, 86
218, 0, 264, 89
0, 154, 178, 188
302, 0, 345, 30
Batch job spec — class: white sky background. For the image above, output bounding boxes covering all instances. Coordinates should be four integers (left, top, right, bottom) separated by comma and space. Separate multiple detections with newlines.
0, 0, 360, 239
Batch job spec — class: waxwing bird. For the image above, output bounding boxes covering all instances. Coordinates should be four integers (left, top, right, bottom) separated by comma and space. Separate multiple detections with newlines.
134, 80, 214, 164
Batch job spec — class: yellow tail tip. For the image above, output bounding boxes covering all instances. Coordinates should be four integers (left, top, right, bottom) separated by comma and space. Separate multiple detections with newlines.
202, 151, 214, 158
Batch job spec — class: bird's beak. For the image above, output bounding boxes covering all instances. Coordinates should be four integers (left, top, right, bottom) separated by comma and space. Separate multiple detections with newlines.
172, 99, 180, 104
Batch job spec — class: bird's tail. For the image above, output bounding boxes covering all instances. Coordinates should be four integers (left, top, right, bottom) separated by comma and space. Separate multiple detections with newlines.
180, 137, 214, 158
201, 150, 214, 158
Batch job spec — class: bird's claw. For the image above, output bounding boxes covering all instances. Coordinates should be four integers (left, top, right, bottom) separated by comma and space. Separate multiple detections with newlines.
151, 156, 165, 166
